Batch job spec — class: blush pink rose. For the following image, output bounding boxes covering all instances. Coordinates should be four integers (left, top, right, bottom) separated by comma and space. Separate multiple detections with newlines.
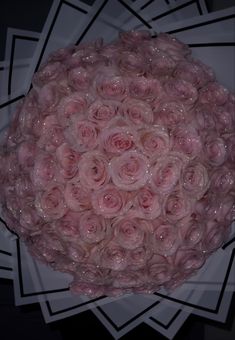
35, 184, 67, 221
224, 133, 235, 164
64, 177, 91, 211
95, 73, 128, 101
17, 140, 37, 170
210, 166, 235, 195
214, 105, 235, 134
194, 104, 216, 130
138, 126, 170, 159
198, 82, 229, 106
148, 254, 172, 285
91, 184, 131, 218
56, 143, 79, 179
79, 211, 107, 244
118, 51, 146, 76
153, 101, 186, 128
171, 125, 202, 159
122, 98, 154, 126
15, 174, 34, 198
66, 241, 89, 262
164, 78, 198, 107
37, 82, 61, 113
177, 216, 205, 248
68, 66, 91, 91
54, 210, 81, 237
154, 33, 191, 60
112, 270, 145, 288
99, 242, 128, 271
38, 115, 64, 152
152, 219, 180, 256
87, 100, 121, 127
67, 118, 98, 152
164, 189, 192, 223
129, 77, 162, 101
119, 30, 151, 46
201, 220, 229, 253
150, 50, 176, 77
78, 151, 110, 190
203, 134, 227, 166
109, 151, 150, 191
33, 61, 66, 87
182, 161, 209, 200
132, 185, 161, 220
31, 152, 56, 188
173, 248, 205, 272
128, 245, 152, 270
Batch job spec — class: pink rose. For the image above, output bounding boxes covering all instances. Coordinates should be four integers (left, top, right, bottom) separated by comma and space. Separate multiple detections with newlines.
95, 73, 128, 101
173, 248, 205, 272
57, 93, 89, 127
129, 77, 162, 101
214, 105, 235, 134
79, 211, 107, 244
76, 264, 109, 284
15, 174, 34, 198
138, 126, 170, 159
109, 151, 150, 191
171, 125, 202, 159
49, 45, 74, 62
19, 205, 42, 231
164, 189, 192, 223
68, 66, 91, 91
148, 254, 172, 285
154, 33, 191, 60
98, 242, 128, 271
113, 217, 152, 250
177, 216, 204, 248
38, 115, 64, 152
150, 51, 176, 77
194, 104, 216, 130
164, 78, 198, 107
33, 61, 66, 87
35, 184, 67, 221
201, 220, 228, 253
132, 185, 161, 220
67, 119, 98, 152
203, 134, 227, 166
91, 184, 131, 218
118, 51, 146, 76
128, 246, 152, 270
78, 151, 110, 190
150, 153, 186, 195
37, 82, 60, 112
122, 98, 154, 126
70, 282, 105, 298
31, 152, 56, 188
182, 161, 209, 199
87, 100, 121, 128
64, 178, 91, 211
54, 210, 80, 237
119, 30, 151, 46
198, 82, 229, 106
112, 270, 145, 288
99, 126, 136, 155
17, 140, 37, 170
56, 143, 79, 179
152, 219, 180, 256
153, 101, 186, 128
224, 133, 235, 164
210, 167, 235, 195
66, 241, 89, 262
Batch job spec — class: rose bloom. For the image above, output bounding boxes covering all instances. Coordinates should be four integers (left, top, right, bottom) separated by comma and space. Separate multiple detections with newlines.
95, 73, 128, 101
154, 33, 191, 60
152, 219, 180, 256
177, 216, 205, 248
31, 152, 56, 188
112, 270, 145, 288
164, 78, 198, 107
147, 254, 172, 285
132, 185, 161, 220
201, 220, 230, 253
87, 99, 121, 128
37, 115, 64, 152
68, 66, 91, 91
129, 76, 162, 101
164, 189, 192, 223
113, 216, 152, 250
35, 184, 67, 221
210, 166, 235, 195
214, 105, 235, 134
194, 104, 216, 130
109, 150, 150, 191
56, 143, 79, 179
138, 126, 170, 160
153, 101, 186, 128
119, 30, 151, 47
149, 50, 176, 77
118, 51, 146, 76
67, 118, 98, 152
173, 248, 205, 272
37, 82, 61, 113
203, 134, 227, 166
198, 82, 229, 106
33, 61, 66, 87
78, 211, 107, 244
127, 245, 153, 270
224, 133, 235, 164
78, 151, 110, 190
64, 177, 91, 212
99, 125, 136, 155
70, 282, 105, 298
57, 93, 89, 127
122, 98, 154, 126
91, 184, 131, 218
182, 161, 209, 200
54, 210, 81, 237
17, 140, 37, 171
98, 241, 129, 271
171, 125, 202, 159
150, 153, 186, 195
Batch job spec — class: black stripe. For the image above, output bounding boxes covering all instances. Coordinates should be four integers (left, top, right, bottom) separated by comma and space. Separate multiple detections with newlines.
0, 250, 12, 256
12, 35, 39, 42
189, 42, 235, 47
195, 0, 203, 15
118, 0, 152, 29
153, 248, 235, 313
97, 300, 160, 331
63, 0, 88, 14
151, 0, 196, 21
150, 309, 182, 329
0, 94, 24, 110
140, 0, 154, 11
222, 236, 235, 250
164, 0, 170, 4
76, 0, 109, 45
0, 266, 13, 271
166, 14, 235, 34
204, 0, 210, 13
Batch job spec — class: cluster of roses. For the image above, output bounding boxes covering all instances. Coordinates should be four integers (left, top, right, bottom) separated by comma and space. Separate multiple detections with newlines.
0, 30, 235, 297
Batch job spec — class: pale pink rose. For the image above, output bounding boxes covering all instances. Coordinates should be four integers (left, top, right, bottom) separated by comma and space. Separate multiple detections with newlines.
68, 66, 91, 91
109, 151, 150, 191
154, 33, 191, 60
210, 167, 235, 195
57, 93, 89, 127
201, 220, 228, 252
173, 248, 205, 272
56, 143, 79, 179
35, 184, 67, 221
150, 51, 176, 77
37, 82, 61, 112
128, 246, 152, 270
122, 98, 154, 126
66, 241, 89, 262
38, 115, 64, 152
113, 217, 152, 250
99, 242, 128, 271
214, 105, 235, 134
17, 140, 37, 170
132, 185, 161, 220
95, 73, 128, 100
198, 82, 229, 106
15, 174, 34, 198
31, 152, 56, 188
33, 61, 66, 87
148, 255, 172, 285
118, 51, 146, 76
153, 101, 186, 128
164, 189, 192, 223
64, 178, 91, 211
129, 77, 162, 101
164, 78, 198, 107
75, 264, 109, 284
171, 125, 202, 159
150, 153, 186, 195
54, 210, 80, 237
67, 118, 98, 152
78, 151, 110, 190
119, 30, 151, 46
224, 133, 235, 164
203, 134, 227, 166
87, 100, 121, 127
70, 281, 105, 298
173, 59, 214, 88
138, 126, 170, 159
99, 126, 136, 155
19, 205, 42, 231
152, 219, 180, 256
194, 104, 216, 130
112, 270, 145, 288
182, 161, 209, 199
79, 211, 107, 244
177, 216, 205, 248
91, 184, 131, 218
100, 42, 122, 60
